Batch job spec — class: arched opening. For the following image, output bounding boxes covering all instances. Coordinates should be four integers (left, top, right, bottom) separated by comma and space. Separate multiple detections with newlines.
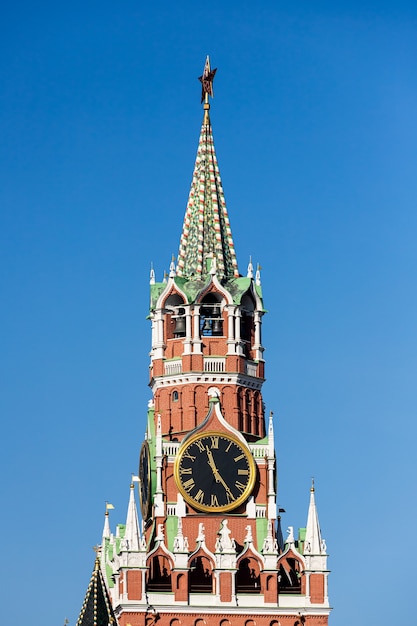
164, 294, 186, 339
240, 293, 255, 345
236, 557, 261, 593
278, 556, 302, 594
199, 294, 223, 337
189, 555, 213, 593
147, 554, 172, 591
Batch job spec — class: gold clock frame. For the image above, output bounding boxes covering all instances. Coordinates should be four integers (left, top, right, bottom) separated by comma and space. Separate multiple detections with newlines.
174, 430, 256, 513
139, 440, 152, 520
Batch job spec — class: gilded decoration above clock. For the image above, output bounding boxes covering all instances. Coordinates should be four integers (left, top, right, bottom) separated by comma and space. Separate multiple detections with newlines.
174, 431, 256, 513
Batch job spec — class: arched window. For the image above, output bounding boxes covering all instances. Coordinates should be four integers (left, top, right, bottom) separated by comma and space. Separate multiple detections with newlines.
164, 294, 186, 339
200, 294, 223, 337
278, 556, 302, 594
172, 390, 179, 402
236, 557, 261, 594
189, 556, 213, 593
147, 555, 172, 591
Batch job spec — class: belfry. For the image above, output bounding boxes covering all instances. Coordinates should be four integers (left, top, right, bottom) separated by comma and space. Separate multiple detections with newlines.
76, 57, 331, 626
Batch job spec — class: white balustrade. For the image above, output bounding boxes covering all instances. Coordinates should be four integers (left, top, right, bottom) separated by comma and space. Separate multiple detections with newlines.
204, 357, 226, 373
245, 361, 258, 377
164, 360, 182, 375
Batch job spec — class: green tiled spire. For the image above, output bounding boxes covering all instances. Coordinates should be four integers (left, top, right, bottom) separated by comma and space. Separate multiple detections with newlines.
76, 556, 117, 626
176, 57, 239, 282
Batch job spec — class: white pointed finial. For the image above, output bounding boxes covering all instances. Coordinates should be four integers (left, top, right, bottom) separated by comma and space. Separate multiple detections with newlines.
286, 526, 295, 545
169, 255, 176, 278
197, 523, 205, 542
247, 256, 254, 278
255, 264, 262, 286
262, 518, 278, 554
150, 263, 155, 285
244, 525, 253, 543
210, 255, 217, 276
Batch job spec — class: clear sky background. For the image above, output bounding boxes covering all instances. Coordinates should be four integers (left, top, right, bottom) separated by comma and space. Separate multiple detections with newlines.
1, 2, 416, 625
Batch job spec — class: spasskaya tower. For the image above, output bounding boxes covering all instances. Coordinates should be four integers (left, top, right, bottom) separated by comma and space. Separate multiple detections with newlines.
76, 57, 331, 626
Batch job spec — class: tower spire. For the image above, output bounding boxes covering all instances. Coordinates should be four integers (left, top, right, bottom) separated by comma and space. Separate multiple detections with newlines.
304, 479, 327, 556
123, 482, 141, 552
176, 57, 239, 282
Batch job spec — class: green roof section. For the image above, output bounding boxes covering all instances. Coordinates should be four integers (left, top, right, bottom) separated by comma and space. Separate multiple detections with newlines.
150, 275, 265, 310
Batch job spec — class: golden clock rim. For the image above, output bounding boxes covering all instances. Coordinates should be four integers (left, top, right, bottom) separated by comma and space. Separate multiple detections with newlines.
139, 439, 151, 518
174, 430, 256, 513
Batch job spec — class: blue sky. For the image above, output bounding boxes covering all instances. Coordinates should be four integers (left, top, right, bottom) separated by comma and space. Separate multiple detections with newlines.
1, 2, 416, 625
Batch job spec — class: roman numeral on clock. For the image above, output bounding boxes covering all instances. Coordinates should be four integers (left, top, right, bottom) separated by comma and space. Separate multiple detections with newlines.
211, 494, 219, 507
195, 440, 205, 452
194, 489, 204, 504
183, 478, 195, 492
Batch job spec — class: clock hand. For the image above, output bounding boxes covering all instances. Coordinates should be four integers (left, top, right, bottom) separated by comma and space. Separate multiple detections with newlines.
206, 446, 221, 482
206, 447, 235, 500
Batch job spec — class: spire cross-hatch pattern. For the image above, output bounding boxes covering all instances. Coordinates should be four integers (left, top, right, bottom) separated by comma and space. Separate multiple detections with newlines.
176, 56, 239, 282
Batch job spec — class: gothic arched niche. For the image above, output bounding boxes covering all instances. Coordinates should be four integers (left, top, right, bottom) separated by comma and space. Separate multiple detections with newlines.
147, 554, 172, 591
164, 293, 186, 340
170, 620, 181, 626
199, 293, 223, 337
236, 556, 261, 593
240, 292, 255, 344
278, 555, 302, 594
220, 620, 231, 626
195, 619, 206, 626
189, 555, 213, 593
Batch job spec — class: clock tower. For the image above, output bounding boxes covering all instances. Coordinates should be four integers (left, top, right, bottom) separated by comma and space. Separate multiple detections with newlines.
77, 57, 331, 626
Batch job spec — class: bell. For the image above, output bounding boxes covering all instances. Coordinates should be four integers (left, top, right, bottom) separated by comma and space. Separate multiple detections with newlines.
202, 318, 212, 332
212, 319, 223, 335
174, 316, 186, 336
212, 305, 220, 318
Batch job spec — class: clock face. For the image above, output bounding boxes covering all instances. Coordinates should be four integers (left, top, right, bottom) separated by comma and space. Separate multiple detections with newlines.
174, 431, 256, 513
139, 441, 151, 520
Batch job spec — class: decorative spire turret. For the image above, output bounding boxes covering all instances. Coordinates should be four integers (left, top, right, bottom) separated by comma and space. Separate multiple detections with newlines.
304, 480, 327, 556
123, 482, 141, 552
176, 57, 239, 282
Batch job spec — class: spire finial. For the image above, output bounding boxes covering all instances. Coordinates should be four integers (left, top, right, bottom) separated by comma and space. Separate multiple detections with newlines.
199, 56, 217, 123
311, 477, 315, 492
